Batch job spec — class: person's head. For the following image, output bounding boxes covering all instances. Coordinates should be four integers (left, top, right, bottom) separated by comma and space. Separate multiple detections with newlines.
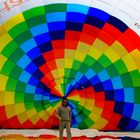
62, 97, 68, 107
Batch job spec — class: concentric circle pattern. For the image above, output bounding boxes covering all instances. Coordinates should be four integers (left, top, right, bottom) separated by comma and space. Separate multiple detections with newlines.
0, 2, 140, 131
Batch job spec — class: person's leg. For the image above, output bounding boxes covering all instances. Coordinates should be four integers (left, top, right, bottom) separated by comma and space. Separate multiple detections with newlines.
59, 121, 66, 140
66, 121, 72, 140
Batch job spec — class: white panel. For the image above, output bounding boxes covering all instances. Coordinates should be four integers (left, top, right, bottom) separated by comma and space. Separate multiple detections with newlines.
43, 0, 67, 5
67, 0, 91, 7
130, 19, 140, 36
112, 9, 135, 27
90, 0, 114, 14
97, 0, 121, 7
19, 0, 44, 12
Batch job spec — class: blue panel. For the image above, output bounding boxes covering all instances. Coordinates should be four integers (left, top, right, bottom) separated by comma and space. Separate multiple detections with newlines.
67, 4, 89, 14
85, 16, 105, 29
94, 83, 103, 92
28, 76, 39, 86
25, 62, 37, 74
25, 85, 36, 94
118, 116, 130, 130
17, 55, 31, 69
76, 115, 82, 122
30, 24, 48, 36
38, 42, 52, 53
35, 33, 50, 45
112, 76, 123, 89
98, 69, 109, 82
34, 94, 43, 101
33, 70, 44, 79
27, 47, 41, 59
135, 123, 140, 131
88, 7, 109, 22
103, 80, 113, 90
90, 75, 100, 86
46, 12, 66, 22
108, 16, 128, 32
67, 12, 86, 23
105, 90, 114, 100
123, 103, 134, 117
79, 76, 88, 85
75, 72, 83, 82
33, 56, 45, 67
50, 30, 65, 40
132, 104, 140, 121
124, 88, 134, 103
114, 89, 124, 101
19, 71, 31, 83
114, 101, 124, 114
125, 119, 138, 130
66, 21, 83, 31
48, 22, 66, 31
20, 38, 37, 53
85, 68, 96, 79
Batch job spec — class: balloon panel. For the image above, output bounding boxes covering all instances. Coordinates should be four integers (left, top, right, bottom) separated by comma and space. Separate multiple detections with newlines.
0, 0, 140, 130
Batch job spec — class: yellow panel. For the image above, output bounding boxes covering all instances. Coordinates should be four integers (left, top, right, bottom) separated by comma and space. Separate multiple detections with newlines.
93, 39, 109, 53
122, 54, 137, 71
77, 42, 90, 53
3, 14, 25, 31
5, 104, 16, 119
15, 103, 25, 114
130, 49, 140, 69
0, 55, 7, 71
55, 84, 63, 94
111, 41, 128, 57
51, 69, 59, 79
64, 58, 73, 68
57, 68, 64, 78
0, 74, 8, 90
27, 108, 37, 118
104, 48, 120, 63
89, 114, 99, 122
17, 112, 29, 123
92, 106, 103, 115
0, 26, 6, 37
5, 91, 15, 105
0, 34, 12, 52
88, 47, 102, 60
65, 49, 75, 58
75, 51, 86, 61
93, 117, 108, 130
0, 91, 5, 106
56, 59, 64, 68
30, 114, 40, 125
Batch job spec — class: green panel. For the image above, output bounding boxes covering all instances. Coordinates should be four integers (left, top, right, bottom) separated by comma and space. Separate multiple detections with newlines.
84, 117, 94, 128
69, 69, 77, 78
9, 22, 28, 38
26, 15, 46, 28
9, 49, 24, 63
1, 60, 15, 76
16, 82, 26, 92
45, 4, 67, 13
43, 100, 51, 108
6, 78, 17, 91
25, 101, 35, 110
79, 63, 89, 74
84, 55, 96, 66
35, 101, 43, 112
130, 70, 140, 86
72, 60, 81, 70
114, 59, 127, 74
92, 61, 103, 73
134, 87, 140, 103
106, 64, 119, 78
121, 73, 132, 87
10, 66, 22, 79
24, 93, 34, 102
14, 31, 33, 45
15, 92, 24, 103
78, 121, 88, 129
1, 41, 18, 58
98, 54, 112, 68
23, 6, 46, 20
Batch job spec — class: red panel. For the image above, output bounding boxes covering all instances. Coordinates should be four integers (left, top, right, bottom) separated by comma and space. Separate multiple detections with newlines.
8, 116, 21, 128
39, 64, 50, 74
124, 28, 140, 51
47, 60, 57, 70
53, 49, 64, 58
103, 23, 122, 40
101, 109, 112, 120
34, 119, 45, 128
0, 106, 7, 123
22, 120, 34, 128
43, 51, 55, 62
52, 40, 65, 49
65, 30, 81, 40
95, 91, 105, 100
95, 100, 104, 108
65, 40, 78, 49
104, 101, 114, 111
97, 30, 116, 45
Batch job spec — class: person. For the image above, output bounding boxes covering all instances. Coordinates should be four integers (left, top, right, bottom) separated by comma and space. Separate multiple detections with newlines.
56, 97, 72, 140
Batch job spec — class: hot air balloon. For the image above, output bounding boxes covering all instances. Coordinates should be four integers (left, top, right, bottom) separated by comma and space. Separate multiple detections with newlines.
0, 0, 140, 131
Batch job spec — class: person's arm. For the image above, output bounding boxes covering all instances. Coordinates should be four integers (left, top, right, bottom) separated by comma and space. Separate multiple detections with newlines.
56, 108, 61, 120
68, 106, 72, 122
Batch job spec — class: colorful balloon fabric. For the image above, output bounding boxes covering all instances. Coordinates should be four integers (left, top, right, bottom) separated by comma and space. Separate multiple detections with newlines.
0, 0, 140, 130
